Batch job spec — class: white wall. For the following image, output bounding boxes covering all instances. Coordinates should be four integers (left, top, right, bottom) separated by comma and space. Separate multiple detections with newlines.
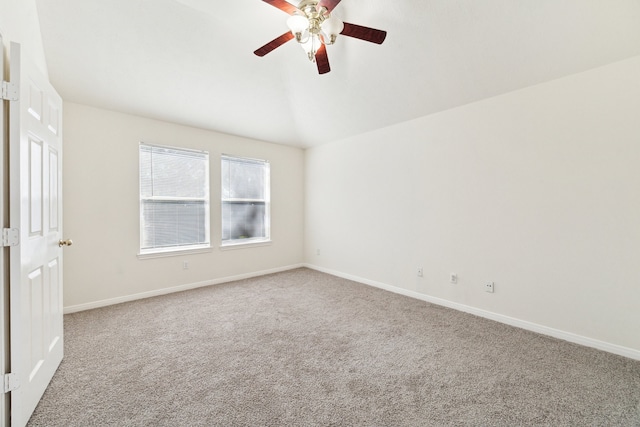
305, 56, 640, 355
0, 0, 49, 76
63, 103, 305, 310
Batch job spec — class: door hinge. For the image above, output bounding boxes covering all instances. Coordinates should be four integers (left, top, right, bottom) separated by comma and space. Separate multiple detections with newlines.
2, 228, 20, 247
1, 81, 18, 101
3, 373, 19, 393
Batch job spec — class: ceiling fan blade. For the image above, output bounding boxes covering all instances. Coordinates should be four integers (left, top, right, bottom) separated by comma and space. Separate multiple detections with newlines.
318, 0, 342, 12
260, 0, 299, 15
315, 44, 331, 74
254, 32, 295, 57
341, 22, 387, 44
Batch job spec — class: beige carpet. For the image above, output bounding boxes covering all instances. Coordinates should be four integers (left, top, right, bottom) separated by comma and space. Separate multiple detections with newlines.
28, 268, 640, 426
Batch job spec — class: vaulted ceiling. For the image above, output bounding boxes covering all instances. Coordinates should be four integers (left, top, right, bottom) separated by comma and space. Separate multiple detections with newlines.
35, 0, 640, 148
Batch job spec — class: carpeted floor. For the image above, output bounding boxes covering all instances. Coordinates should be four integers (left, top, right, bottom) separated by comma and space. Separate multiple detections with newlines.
28, 268, 640, 426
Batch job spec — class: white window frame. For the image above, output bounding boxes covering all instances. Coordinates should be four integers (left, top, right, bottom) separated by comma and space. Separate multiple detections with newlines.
138, 142, 211, 258
221, 154, 271, 248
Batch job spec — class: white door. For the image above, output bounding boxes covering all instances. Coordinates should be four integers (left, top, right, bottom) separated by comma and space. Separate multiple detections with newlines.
9, 42, 65, 427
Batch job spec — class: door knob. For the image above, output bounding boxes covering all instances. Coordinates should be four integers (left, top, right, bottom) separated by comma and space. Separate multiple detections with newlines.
58, 239, 73, 247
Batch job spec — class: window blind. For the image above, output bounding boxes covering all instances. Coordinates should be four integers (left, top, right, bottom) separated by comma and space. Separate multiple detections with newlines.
140, 144, 210, 252
221, 155, 270, 244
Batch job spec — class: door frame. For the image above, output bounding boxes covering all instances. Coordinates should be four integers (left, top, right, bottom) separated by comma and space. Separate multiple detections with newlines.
1, 30, 9, 427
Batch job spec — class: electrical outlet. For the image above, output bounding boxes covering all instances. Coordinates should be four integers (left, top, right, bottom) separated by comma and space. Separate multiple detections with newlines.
316, 249, 321, 256
485, 281, 494, 293
417, 267, 424, 277
183, 261, 189, 270
450, 273, 458, 284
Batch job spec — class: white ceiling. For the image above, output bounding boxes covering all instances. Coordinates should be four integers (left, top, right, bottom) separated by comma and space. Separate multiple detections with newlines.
35, 0, 640, 148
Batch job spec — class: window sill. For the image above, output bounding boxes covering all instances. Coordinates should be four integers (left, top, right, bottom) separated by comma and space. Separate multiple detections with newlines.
138, 246, 212, 259
220, 240, 272, 251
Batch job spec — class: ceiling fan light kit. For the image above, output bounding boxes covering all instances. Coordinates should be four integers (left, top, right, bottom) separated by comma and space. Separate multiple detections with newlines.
254, 0, 387, 74
286, 0, 343, 61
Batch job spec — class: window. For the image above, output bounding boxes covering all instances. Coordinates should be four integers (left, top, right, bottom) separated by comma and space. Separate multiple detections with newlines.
139, 143, 210, 255
221, 155, 270, 246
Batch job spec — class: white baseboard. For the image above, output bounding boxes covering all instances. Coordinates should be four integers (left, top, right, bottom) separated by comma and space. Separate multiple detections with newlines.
63, 264, 305, 314
304, 264, 640, 362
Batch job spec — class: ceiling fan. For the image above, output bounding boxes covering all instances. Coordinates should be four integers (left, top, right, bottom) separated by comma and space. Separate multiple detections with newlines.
253, 0, 387, 74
